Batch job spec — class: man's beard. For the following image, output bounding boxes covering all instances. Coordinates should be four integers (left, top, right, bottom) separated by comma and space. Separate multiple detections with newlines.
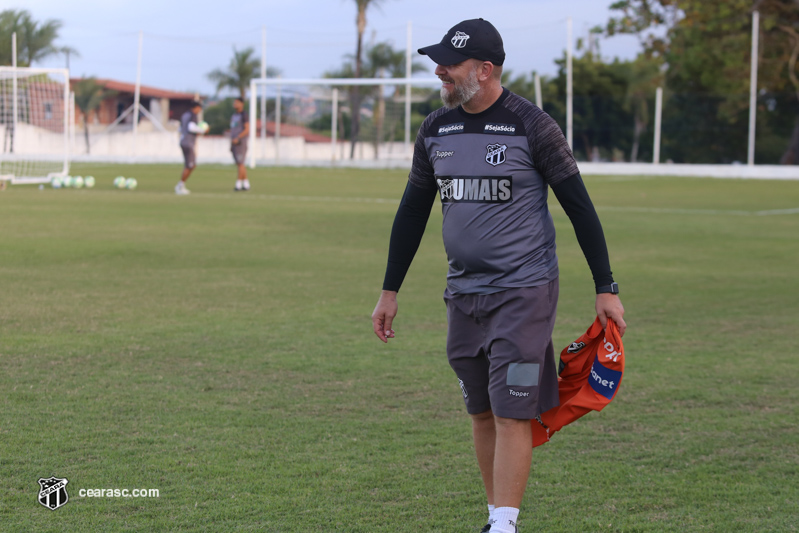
440, 66, 480, 109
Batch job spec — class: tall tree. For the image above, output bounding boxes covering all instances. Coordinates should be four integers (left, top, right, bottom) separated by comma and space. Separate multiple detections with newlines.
0, 9, 65, 67
327, 40, 425, 158
73, 78, 116, 155
364, 41, 425, 157
348, 0, 386, 159
624, 54, 663, 161
207, 47, 278, 101
603, 0, 799, 164
57, 45, 80, 70
527, 51, 634, 161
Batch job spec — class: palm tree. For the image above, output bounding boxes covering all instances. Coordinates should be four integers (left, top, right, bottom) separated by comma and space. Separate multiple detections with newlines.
57, 45, 80, 70
348, 0, 386, 158
207, 47, 278, 101
1, 9, 66, 67
19, 14, 61, 66
364, 42, 426, 158
328, 41, 426, 159
73, 78, 116, 154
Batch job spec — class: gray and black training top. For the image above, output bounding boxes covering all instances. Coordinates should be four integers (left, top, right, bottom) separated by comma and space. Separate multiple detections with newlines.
383, 88, 614, 295
179, 110, 199, 149
230, 109, 248, 145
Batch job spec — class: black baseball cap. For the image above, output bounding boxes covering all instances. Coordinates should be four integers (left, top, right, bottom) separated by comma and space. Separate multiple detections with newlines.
418, 18, 505, 66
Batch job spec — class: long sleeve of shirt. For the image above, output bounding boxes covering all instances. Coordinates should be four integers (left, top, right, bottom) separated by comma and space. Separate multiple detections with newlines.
381, 181, 438, 292
551, 173, 614, 289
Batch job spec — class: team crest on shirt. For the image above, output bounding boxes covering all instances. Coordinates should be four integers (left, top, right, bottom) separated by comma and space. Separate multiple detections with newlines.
485, 143, 507, 166
451, 31, 470, 48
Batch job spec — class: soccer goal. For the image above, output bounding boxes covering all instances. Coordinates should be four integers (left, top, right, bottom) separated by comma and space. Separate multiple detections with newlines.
0, 67, 71, 185
247, 77, 441, 168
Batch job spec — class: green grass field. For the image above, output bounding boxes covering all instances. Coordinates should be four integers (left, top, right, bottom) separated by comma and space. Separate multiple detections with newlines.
1, 163, 798, 532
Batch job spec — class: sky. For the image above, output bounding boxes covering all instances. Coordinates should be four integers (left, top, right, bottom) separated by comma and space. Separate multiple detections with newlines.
19, 0, 643, 96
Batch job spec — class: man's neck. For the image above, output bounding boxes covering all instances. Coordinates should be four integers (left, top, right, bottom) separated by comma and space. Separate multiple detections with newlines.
462, 83, 504, 114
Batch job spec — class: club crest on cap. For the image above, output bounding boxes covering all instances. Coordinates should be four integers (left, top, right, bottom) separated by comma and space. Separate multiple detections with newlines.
419, 18, 505, 66
451, 31, 470, 49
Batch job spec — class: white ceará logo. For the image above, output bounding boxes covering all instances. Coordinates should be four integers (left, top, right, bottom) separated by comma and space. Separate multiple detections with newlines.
38, 476, 69, 510
451, 31, 470, 48
485, 143, 507, 166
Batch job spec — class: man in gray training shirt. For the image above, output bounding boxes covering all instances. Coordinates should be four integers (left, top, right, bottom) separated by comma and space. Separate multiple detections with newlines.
370, 19, 626, 533
230, 97, 250, 191
175, 100, 208, 195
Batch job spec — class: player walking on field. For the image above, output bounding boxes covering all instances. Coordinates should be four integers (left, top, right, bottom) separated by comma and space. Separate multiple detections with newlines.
175, 100, 208, 195
230, 97, 251, 191
371, 19, 626, 533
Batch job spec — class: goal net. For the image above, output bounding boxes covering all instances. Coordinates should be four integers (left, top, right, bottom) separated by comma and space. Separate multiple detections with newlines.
0, 67, 70, 184
247, 77, 441, 167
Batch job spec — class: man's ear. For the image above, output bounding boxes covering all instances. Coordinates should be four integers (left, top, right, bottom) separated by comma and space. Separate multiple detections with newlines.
478, 61, 494, 82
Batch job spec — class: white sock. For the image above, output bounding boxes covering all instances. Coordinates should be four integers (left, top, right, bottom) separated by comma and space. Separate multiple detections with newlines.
488, 504, 496, 525
492, 507, 519, 533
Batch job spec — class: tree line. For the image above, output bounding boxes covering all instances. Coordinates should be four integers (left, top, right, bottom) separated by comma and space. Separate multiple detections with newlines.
4, 2, 799, 164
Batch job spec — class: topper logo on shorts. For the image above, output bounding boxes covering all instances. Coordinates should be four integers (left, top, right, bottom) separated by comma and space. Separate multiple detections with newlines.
485, 143, 507, 166
436, 177, 512, 203
509, 389, 529, 397
437, 123, 464, 136
484, 123, 516, 135
589, 355, 622, 400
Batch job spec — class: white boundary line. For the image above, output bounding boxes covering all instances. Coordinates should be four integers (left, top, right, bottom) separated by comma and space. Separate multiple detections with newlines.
580, 162, 799, 180
185, 192, 799, 216
43, 189, 799, 216
571, 205, 799, 217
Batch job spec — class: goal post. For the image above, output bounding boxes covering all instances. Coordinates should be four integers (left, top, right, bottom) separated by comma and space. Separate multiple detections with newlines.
247, 77, 441, 168
0, 66, 70, 185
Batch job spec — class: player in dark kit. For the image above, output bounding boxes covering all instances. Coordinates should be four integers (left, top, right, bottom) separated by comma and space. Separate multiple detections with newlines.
230, 97, 250, 191
370, 19, 626, 533
175, 100, 208, 195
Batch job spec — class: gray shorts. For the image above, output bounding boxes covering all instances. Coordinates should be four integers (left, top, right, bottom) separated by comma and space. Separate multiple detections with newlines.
231, 140, 247, 165
444, 280, 560, 420
181, 145, 196, 169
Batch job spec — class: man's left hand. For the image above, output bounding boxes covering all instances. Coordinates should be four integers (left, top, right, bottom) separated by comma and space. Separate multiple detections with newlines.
596, 293, 626, 336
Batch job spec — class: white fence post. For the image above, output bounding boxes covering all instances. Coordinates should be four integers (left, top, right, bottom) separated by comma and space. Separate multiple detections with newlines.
653, 87, 663, 164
